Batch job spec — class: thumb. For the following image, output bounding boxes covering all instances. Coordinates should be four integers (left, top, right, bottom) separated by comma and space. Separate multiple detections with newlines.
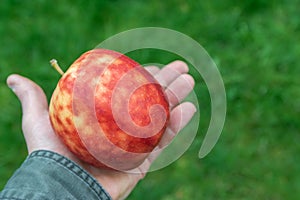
7, 74, 49, 136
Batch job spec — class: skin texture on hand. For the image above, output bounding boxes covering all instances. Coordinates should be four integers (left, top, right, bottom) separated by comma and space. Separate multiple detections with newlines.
6, 61, 196, 200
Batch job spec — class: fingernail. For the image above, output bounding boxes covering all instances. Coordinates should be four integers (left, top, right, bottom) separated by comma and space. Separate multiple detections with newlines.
7, 75, 19, 92
8, 85, 16, 92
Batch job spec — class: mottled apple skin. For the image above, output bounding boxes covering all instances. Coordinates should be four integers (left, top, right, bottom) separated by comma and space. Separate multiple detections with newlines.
49, 49, 170, 170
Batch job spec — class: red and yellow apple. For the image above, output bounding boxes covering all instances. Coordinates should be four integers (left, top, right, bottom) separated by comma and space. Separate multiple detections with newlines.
49, 49, 170, 170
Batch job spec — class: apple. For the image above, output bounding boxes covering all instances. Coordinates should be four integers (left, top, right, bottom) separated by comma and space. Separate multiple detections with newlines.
49, 49, 170, 170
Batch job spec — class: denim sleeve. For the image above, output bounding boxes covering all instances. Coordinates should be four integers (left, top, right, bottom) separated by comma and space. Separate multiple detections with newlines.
0, 150, 112, 200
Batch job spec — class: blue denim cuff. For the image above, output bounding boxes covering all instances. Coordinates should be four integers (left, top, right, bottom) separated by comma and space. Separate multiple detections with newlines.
0, 150, 112, 200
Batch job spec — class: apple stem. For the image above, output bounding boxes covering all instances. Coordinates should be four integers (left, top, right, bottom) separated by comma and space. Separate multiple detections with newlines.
50, 59, 64, 75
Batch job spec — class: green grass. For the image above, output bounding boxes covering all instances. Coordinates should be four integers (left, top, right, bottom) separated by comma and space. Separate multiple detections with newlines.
1, 0, 300, 199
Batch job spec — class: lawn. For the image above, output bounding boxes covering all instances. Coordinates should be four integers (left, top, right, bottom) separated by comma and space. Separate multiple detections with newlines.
1, 0, 300, 199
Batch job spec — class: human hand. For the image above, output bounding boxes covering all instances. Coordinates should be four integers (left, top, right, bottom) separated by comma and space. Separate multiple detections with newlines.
6, 60, 196, 200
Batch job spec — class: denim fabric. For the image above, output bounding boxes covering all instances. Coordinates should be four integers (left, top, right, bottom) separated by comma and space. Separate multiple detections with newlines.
0, 150, 112, 200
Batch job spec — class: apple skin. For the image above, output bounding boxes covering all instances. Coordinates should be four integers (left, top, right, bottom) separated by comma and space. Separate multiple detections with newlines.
49, 49, 170, 170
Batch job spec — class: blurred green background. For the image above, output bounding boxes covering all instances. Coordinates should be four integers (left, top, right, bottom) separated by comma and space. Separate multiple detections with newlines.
1, 0, 300, 199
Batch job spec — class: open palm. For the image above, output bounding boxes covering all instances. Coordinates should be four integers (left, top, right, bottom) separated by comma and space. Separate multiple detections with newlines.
7, 60, 196, 200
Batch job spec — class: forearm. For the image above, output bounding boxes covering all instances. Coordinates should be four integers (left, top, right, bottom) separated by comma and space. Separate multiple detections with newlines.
0, 150, 112, 200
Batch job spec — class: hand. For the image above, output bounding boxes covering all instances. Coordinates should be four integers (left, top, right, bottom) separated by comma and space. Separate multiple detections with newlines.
6, 60, 196, 200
